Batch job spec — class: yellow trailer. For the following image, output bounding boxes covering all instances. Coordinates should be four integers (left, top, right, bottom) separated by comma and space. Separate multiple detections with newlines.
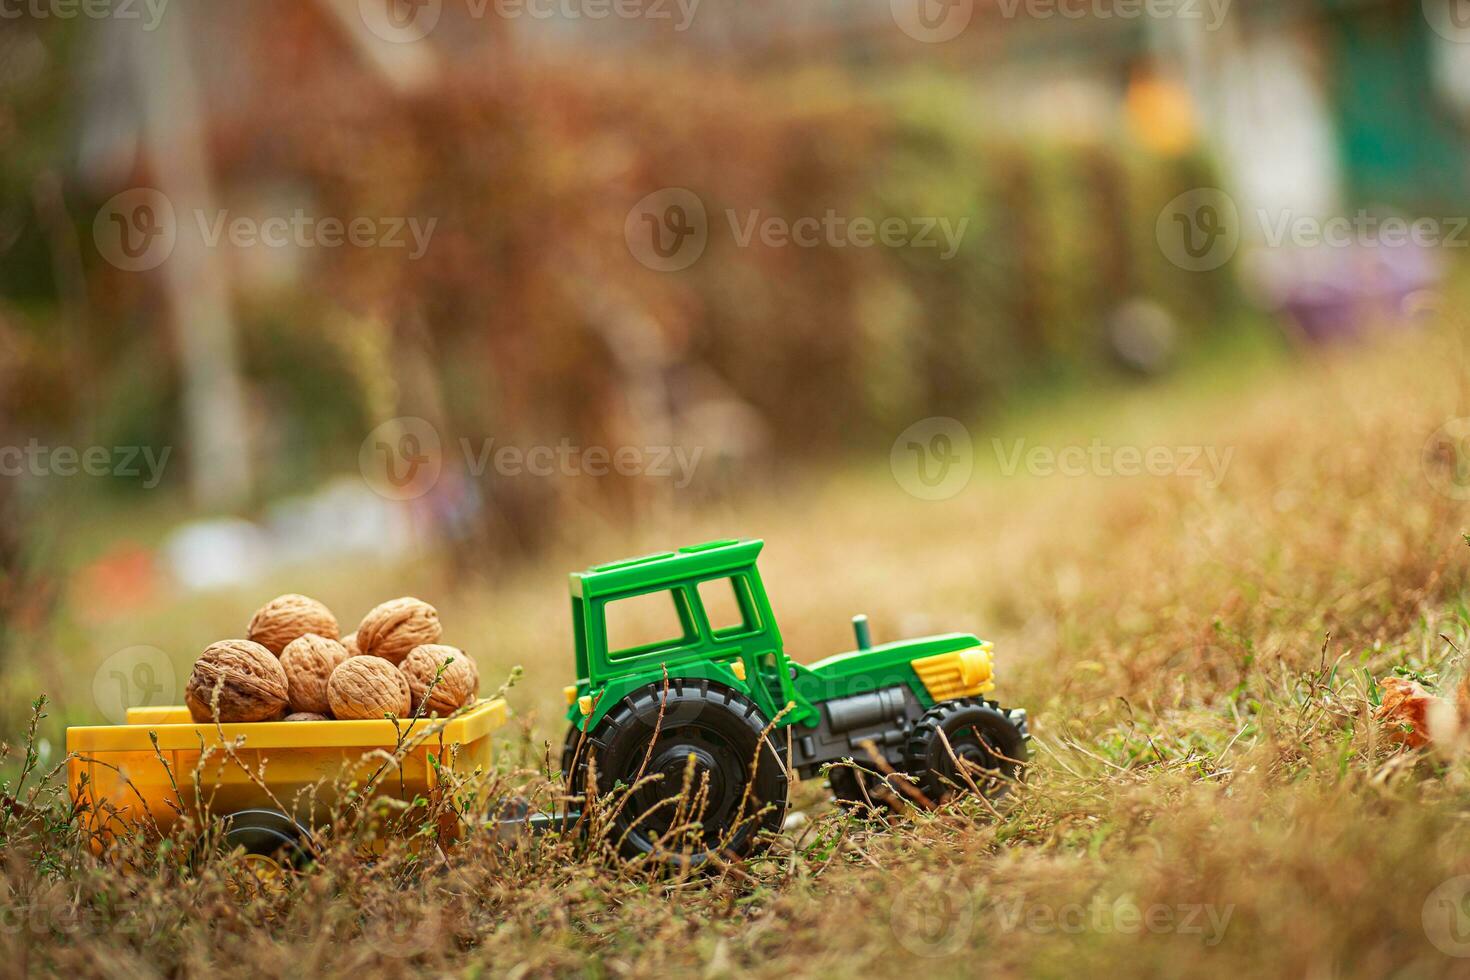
67, 699, 508, 862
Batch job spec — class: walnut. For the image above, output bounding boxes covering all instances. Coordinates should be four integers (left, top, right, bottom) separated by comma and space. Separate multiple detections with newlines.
283, 711, 330, 722
400, 644, 480, 716
356, 597, 441, 666
247, 594, 339, 655
327, 656, 411, 720
341, 631, 360, 657
186, 640, 289, 723
280, 633, 349, 715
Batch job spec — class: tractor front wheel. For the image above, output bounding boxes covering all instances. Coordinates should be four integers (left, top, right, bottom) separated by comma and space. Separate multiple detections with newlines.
564, 679, 788, 867
906, 699, 1027, 805
827, 763, 908, 813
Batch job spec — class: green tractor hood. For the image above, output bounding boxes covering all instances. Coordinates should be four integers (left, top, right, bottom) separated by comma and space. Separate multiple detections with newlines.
794, 631, 996, 711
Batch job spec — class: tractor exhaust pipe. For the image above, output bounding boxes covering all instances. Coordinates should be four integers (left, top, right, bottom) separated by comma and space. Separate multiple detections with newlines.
852, 614, 872, 651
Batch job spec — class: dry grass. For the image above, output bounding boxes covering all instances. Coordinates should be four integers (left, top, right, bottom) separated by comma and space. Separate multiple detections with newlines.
7, 320, 1470, 977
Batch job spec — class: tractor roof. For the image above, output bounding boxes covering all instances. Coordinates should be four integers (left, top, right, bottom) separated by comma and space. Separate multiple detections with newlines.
570, 538, 764, 599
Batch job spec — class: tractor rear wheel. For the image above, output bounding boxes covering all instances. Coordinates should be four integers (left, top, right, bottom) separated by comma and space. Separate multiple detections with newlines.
906, 699, 1027, 805
564, 679, 788, 867
559, 722, 589, 783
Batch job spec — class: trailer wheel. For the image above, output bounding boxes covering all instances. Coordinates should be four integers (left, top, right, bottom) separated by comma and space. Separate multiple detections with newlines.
217, 809, 312, 870
906, 699, 1027, 805
566, 679, 788, 867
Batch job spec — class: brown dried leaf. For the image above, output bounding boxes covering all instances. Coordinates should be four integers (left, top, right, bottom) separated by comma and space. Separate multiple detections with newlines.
1376, 677, 1436, 748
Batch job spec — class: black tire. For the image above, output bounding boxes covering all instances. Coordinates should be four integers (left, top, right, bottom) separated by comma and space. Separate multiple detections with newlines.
195, 809, 312, 895
905, 699, 1027, 805
560, 722, 589, 781
565, 679, 789, 866
218, 809, 312, 869
556, 722, 593, 834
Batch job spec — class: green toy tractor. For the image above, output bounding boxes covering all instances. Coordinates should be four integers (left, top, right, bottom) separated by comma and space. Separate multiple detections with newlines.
560, 538, 1028, 863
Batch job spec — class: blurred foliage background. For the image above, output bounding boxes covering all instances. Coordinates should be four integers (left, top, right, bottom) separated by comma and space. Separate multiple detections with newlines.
12, 9, 1470, 976
3, 1, 1468, 734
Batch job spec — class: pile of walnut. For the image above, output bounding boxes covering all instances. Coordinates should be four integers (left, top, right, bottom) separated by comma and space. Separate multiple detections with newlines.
184, 593, 480, 724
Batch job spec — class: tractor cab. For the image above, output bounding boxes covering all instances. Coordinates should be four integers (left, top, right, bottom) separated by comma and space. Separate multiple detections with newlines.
565, 538, 813, 730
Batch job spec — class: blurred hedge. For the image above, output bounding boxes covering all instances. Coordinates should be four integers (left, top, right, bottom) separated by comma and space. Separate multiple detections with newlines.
0, 18, 1237, 552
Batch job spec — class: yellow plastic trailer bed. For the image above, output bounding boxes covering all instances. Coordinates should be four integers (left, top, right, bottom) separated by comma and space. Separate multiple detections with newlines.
67, 699, 508, 860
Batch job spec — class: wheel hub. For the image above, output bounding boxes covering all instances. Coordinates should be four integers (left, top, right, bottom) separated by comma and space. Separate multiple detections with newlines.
649, 743, 727, 804
629, 727, 742, 841
950, 734, 992, 769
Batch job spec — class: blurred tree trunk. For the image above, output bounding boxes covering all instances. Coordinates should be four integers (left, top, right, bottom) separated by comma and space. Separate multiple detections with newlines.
0, 474, 20, 662
0, 398, 49, 670
128, 7, 252, 511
